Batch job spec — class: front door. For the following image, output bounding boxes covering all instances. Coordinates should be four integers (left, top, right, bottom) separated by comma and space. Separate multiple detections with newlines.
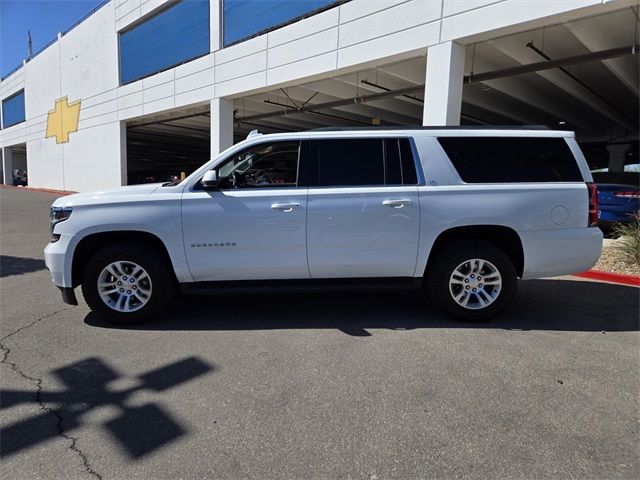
182, 140, 309, 281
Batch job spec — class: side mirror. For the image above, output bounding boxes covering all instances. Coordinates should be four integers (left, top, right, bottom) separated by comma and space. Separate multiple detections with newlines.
201, 170, 219, 190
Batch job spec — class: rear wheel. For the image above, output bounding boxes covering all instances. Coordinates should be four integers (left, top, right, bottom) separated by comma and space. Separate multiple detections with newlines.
81, 241, 176, 324
427, 241, 517, 321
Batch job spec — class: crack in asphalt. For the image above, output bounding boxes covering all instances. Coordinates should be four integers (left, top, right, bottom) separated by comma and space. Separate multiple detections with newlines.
0, 308, 69, 342
1, 309, 103, 480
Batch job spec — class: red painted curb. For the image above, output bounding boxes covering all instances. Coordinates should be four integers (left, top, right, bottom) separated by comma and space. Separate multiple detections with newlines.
574, 270, 640, 287
0, 185, 75, 196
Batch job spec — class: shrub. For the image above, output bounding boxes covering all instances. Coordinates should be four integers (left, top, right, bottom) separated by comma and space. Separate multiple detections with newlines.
614, 215, 640, 265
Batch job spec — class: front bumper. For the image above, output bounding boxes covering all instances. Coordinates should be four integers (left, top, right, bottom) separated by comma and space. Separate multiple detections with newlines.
45, 235, 80, 306
58, 287, 78, 305
44, 234, 74, 288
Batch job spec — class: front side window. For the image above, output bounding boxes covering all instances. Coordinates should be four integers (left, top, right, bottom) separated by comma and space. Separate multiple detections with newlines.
2, 90, 26, 129
216, 141, 300, 188
119, 0, 210, 84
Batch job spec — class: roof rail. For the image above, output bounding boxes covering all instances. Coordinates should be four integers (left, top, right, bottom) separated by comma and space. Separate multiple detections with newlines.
308, 125, 552, 132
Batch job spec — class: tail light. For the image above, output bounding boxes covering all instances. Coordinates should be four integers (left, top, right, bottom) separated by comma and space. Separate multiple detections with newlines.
587, 183, 598, 227
614, 190, 640, 198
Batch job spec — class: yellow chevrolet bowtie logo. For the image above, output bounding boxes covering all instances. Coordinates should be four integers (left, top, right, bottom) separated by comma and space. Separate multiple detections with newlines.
46, 96, 81, 144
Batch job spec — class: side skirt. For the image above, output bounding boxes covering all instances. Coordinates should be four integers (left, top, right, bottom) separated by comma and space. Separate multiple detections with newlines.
180, 277, 423, 296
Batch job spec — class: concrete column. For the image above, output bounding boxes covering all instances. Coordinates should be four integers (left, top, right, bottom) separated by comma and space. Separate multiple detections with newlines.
210, 0, 223, 51
606, 143, 630, 172
211, 98, 234, 157
118, 121, 128, 186
423, 41, 466, 126
2, 147, 13, 185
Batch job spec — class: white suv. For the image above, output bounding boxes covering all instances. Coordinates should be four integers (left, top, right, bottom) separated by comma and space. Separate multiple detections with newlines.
44, 127, 602, 323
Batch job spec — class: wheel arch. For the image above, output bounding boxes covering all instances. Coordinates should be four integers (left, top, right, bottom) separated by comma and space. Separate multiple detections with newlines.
424, 225, 524, 278
71, 230, 174, 288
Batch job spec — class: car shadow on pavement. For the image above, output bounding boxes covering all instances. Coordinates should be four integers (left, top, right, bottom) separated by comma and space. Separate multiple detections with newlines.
84, 279, 640, 334
0, 255, 47, 278
0, 356, 214, 459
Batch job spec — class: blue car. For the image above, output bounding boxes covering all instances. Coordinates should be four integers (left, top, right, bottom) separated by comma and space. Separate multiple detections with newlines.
596, 183, 639, 227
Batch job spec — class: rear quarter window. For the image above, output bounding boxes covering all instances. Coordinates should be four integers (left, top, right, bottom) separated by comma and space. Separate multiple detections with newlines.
437, 137, 583, 183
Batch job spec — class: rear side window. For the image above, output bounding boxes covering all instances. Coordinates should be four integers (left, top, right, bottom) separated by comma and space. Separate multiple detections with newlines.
437, 137, 583, 183
300, 138, 418, 187
384, 139, 418, 185
384, 139, 402, 185
317, 139, 384, 186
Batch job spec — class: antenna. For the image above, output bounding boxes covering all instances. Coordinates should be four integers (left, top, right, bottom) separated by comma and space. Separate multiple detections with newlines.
27, 31, 33, 59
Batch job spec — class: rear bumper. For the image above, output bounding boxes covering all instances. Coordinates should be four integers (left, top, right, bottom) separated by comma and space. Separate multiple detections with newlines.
521, 227, 603, 279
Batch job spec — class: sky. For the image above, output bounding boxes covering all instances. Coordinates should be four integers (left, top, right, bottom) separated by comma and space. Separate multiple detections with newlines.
1, 0, 103, 78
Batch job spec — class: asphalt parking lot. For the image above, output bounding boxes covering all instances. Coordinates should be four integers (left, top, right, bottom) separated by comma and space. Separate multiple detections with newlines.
1, 187, 639, 480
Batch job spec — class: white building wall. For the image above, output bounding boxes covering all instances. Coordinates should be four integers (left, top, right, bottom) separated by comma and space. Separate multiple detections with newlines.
1, 0, 635, 191
60, 2, 121, 192
0, 68, 25, 103
440, 0, 626, 42
0, 69, 28, 148
24, 41, 65, 189
5, 1, 122, 191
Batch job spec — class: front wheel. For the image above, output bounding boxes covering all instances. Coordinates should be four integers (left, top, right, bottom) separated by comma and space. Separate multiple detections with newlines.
426, 241, 517, 321
81, 242, 176, 324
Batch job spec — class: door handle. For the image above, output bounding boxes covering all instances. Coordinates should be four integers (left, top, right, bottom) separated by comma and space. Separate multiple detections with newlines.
271, 202, 301, 212
382, 199, 413, 208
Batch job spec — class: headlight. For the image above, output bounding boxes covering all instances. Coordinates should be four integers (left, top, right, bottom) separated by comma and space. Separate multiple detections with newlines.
50, 207, 72, 242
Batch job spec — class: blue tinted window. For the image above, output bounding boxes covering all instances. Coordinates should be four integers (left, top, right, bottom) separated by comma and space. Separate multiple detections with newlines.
223, 0, 340, 46
2, 90, 26, 129
119, 0, 209, 84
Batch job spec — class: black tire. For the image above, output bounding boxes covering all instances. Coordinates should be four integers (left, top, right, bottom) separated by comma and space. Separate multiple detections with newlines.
81, 241, 177, 324
426, 240, 517, 321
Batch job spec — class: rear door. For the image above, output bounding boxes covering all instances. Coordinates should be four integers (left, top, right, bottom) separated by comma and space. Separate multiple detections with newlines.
302, 137, 420, 278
